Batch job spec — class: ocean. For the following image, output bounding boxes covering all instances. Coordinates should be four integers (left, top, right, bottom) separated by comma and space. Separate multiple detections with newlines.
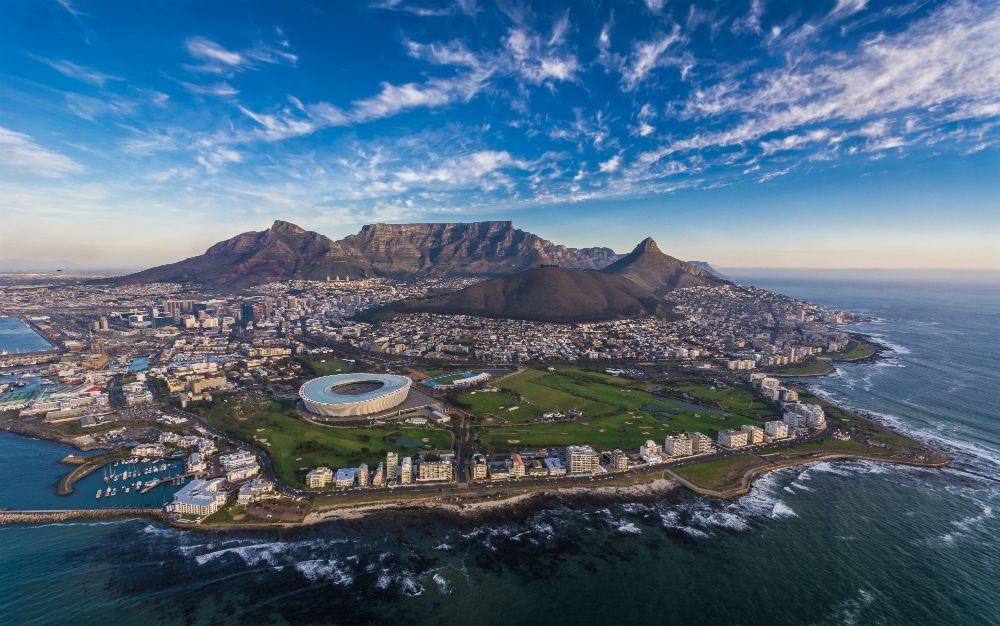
0, 316, 53, 354
1, 278, 997, 625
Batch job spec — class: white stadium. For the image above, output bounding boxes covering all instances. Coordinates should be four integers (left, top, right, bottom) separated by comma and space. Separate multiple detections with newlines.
299, 373, 412, 417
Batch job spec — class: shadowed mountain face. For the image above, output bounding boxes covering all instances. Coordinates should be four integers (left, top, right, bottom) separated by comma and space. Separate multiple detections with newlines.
602, 238, 727, 295
109, 221, 370, 289
341, 221, 620, 278
366, 265, 674, 324
110, 220, 620, 288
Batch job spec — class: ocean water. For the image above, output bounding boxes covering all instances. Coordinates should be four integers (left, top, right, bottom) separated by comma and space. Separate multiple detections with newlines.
0, 316, 52, 354
1, 279, 998, 625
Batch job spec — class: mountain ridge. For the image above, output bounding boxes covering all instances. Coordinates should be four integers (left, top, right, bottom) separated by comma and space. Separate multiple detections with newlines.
108, 220, 621, 288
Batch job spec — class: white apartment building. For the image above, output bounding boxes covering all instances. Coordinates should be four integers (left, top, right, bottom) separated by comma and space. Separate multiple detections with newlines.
306, 466, 333, 488
718, 429, 749, 449
664, 434, 693, 457
564, 445, 601, 475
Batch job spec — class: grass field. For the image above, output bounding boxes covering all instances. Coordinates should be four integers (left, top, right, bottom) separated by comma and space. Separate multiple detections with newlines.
829, 341, 877, 361
470, 368, 771, 452
660, 381, 781, 420
301, 357, 353, 376
770, 357, 835, 376
194, 398, 452, 488
671, 455, 770, 491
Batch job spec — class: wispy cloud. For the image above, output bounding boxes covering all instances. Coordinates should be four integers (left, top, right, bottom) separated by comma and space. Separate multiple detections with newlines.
32, 56, 121, 86
0, 126, 84, 177
183, 35, 297, 74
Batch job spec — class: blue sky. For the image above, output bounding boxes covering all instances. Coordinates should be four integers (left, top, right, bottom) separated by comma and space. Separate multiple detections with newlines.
0, 0, 997, 269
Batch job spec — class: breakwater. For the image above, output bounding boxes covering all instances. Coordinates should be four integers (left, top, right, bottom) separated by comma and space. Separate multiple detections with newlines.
0, 507, 165, 524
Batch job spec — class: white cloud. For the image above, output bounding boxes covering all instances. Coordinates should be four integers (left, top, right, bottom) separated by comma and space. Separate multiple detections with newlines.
32, 57, 120, 86
183, 35, 297, 74
598, 154, 621, 173
620, 26, 688, 90
185, 37, 243, 66
179, 81, 239, 97
0, 126, 84, 178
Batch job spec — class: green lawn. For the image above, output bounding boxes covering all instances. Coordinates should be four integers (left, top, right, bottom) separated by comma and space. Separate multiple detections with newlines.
193, 399, 452, 488
770, 357, 835, 376
661, 381, 781, 420
301, 356, 353, 376
671, 455, 769, 491
469, 369, 770, 452
829, 342, 876, 361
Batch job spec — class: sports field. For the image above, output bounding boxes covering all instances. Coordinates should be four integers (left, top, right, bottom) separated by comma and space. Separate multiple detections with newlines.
195, 398, 452, 488
469, 368, 778, 453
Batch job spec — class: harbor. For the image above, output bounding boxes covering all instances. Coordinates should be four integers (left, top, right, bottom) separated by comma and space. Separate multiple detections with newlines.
0, 431, 187, 511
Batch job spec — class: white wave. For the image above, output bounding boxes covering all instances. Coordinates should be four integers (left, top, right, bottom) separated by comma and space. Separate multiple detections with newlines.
294, 558, 353, 586
432, 542, 452, 551
432, 573, 451, 595
399, 575, 424, 596
866, 333, 911, 355
376, 571, 392, 590
193, 541, 289, 567
771, 501, 798, 519
616, 521, 642, 534
810, 588, 875, 626
940, 505, 994, 544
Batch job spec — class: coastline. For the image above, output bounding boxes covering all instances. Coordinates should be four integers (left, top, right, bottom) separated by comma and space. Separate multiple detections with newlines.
0, 327, 949, 530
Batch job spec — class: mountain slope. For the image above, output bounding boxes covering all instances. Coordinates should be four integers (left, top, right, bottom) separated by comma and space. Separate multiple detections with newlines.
602, 238, 726, 295
342, 221, 620, 277
365, 265, 673, 324
109, 220, 621, 287
111, 221, 372, 288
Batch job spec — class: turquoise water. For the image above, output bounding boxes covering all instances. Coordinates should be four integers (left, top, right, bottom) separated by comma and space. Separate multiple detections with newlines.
0, 316, 52, 353
0, 433, 185, 510
1, 279, 998, 625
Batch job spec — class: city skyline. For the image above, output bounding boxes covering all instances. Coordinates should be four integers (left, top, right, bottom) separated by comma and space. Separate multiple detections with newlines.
1, 0, 998, 269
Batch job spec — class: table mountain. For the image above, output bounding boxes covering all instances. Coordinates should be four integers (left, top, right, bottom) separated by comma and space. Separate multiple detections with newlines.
109, 220, 620, 288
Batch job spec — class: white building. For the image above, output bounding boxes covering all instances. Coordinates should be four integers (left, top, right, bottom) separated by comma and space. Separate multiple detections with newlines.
335, 468, 358, 488
689, 432, 713, 454
236, 479, 275, 505
171, 478, 228, 518
219, 450, 256, 472
306, 466, 333, 488
226, 462, 260, 483
718, 429, 749, 449
741, 424, 765, 445
417, 460, 453, 482
664, 434, 693, 457
564, 445, 601, 475
185, 452, 207, 474
639, 439, 663, 464
132, 443, 167, 458
765, 420, 789, 439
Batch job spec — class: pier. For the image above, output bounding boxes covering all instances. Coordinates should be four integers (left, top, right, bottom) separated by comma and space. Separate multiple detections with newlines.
0, 508, 164, 525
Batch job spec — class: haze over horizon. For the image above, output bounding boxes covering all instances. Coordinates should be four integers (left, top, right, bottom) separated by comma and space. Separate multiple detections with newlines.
1, 0, 998, 269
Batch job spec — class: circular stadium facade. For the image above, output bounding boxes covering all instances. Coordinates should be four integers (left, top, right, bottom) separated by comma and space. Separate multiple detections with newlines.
299, 373, 412, 417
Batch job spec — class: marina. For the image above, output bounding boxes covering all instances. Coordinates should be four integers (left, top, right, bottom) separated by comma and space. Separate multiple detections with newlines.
0, 431, 187, 510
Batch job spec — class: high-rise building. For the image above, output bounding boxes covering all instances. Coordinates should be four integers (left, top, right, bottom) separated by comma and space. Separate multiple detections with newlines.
357, 463, 369, 487
372, 462, 385, 486
241, 302, 256, 328
664, 434, 693, 457
400, 457, 413, 484
563, 445, 601, 475
386, 452, 399, 481
610, 449, 629, 471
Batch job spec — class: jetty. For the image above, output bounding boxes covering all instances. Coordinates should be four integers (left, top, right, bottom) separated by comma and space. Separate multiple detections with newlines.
0, 508, 165, 525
